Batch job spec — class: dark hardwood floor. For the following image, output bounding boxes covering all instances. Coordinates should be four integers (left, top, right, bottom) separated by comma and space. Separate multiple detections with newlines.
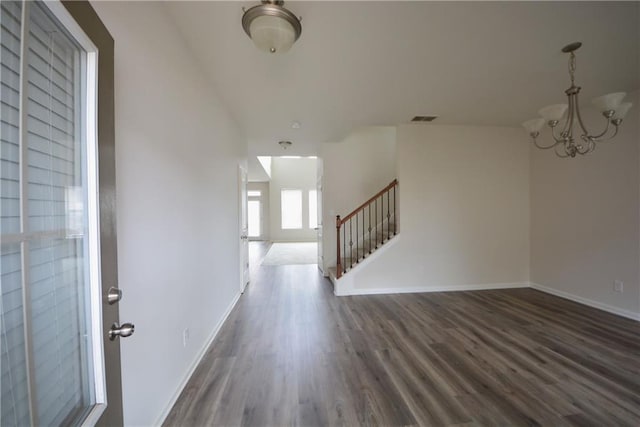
164, 242, 640, 426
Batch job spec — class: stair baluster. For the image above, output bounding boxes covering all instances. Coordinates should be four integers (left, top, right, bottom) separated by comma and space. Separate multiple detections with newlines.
335, 179, 398, 279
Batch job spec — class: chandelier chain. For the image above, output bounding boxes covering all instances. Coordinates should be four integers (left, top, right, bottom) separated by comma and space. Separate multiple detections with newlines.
568, 52, 576, 86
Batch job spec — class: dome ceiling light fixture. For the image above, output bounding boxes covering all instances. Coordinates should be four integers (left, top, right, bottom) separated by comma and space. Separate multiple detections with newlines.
279, 140, 292, 150
522, 42, 633, 158
242, 1, 302, 54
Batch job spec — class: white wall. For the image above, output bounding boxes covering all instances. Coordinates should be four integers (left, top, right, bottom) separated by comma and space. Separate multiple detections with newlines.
91, 2, 246, 425
339, 124, 530, 293
269, 157, 317, 242
530, 91, 640, 317
321, 126, 397, 272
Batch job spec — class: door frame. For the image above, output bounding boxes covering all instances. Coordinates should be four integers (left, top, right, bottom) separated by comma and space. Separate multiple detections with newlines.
238, 164, 249, 292
61, 1, 123, 425
316, 159, 325, 275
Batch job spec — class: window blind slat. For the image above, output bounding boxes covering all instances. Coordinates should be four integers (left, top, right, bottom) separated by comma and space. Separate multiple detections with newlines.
28, 96, 74, 129
28, 64, 73, 106
27, 48, 74, 96
29, 82, 74, 118
27, 113, 74, 142
27, 131, 74, 160
28, 33, 75, 79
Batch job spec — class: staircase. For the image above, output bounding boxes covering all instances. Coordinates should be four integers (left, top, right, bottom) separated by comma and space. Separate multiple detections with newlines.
330, 179, 398, 283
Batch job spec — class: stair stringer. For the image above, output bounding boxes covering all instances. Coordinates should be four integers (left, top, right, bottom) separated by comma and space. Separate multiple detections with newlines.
330, 234, 401, 296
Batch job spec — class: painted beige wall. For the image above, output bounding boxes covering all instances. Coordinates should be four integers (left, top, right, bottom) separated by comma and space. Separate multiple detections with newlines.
269, 157, 318, 242
343, 124, 530, 291
92, 2, 246, 425
530, 91, 640, 316
321, 127, 397, 273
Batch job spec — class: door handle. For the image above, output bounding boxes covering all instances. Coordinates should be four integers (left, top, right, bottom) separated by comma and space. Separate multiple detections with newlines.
106, 287, 122, 305
109, 322, 135, 341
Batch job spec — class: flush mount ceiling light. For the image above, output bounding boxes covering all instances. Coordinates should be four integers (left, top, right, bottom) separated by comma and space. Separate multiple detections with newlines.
522, 42, 632, 158
242, 1, 302, 54
279, 140, 292, 149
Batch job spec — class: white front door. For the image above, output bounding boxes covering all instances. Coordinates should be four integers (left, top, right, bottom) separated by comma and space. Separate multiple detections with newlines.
0, 1, 125, 425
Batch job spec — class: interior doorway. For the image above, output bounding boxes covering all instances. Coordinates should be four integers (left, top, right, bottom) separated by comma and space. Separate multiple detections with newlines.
246, 156, 322, 267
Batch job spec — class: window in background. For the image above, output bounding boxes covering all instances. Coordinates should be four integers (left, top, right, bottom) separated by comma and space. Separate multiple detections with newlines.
281, 189, 302, 229
247, 190, 261, 197
309, 190, 317, 228
248, 200, 261, 237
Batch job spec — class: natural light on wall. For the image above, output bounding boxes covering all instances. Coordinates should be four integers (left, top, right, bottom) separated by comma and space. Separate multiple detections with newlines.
248, 200, 260, 237
281, 189, 302, 229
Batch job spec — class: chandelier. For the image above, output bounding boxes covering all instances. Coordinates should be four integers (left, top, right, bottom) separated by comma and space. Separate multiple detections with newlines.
522, 42, 632, 158
242, 1, 302, 54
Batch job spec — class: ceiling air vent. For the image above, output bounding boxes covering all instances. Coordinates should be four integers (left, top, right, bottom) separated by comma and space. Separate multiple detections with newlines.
411, 116, 438, 122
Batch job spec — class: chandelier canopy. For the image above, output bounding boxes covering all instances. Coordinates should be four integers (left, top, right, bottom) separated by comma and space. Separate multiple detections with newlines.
522, 42, 632, 158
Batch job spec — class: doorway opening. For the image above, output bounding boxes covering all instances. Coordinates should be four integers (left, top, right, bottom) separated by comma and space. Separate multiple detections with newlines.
246, 156, 323, 270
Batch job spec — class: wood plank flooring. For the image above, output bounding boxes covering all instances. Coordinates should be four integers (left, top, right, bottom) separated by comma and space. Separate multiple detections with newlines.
164, 242, 640, 426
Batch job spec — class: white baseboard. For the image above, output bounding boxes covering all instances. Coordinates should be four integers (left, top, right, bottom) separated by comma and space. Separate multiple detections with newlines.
340, 282, 530, 296
529, 282, 640, 321
154, 291, 242, 426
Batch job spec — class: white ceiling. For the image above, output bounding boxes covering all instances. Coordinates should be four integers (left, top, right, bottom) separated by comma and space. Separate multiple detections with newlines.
165, 1, 639, 156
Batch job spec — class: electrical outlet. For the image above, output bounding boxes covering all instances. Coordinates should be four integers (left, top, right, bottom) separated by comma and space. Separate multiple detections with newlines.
183, 328, 189, 347
614, 280, 624, 293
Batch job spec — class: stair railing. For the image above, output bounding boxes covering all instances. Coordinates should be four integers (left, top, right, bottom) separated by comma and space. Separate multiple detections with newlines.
336, 179, 398, 278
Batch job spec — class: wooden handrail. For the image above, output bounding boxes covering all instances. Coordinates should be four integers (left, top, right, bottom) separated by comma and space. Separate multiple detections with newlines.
336, 215, 342, 278
336, 179, 398, 279
337, 179, 398, 226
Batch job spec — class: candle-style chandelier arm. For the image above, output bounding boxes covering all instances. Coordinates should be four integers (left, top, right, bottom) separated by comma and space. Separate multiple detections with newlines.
554, 146, 570, 158
590, 122, 619, 143
550, 123, 568, 144
574, 91, 616, 141
532, 135, 561, 150
575, 138, 595, 155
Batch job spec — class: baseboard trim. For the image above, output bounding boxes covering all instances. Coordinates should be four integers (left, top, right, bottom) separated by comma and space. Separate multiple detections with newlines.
342, 282, 530, 296
154, 291, 242, 426
529, 282, 640, 321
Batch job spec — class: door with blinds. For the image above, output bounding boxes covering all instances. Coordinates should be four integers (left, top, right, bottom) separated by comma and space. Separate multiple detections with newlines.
1, 1, 124, 426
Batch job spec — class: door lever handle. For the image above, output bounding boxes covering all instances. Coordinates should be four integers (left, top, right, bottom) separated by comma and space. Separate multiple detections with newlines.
109, 322, 135, 341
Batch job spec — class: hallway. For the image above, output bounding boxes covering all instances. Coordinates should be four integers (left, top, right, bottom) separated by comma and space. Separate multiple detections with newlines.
163, 243, 640, 426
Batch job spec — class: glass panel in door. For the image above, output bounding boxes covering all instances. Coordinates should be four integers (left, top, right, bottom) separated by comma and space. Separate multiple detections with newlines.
1, 1, 104, 425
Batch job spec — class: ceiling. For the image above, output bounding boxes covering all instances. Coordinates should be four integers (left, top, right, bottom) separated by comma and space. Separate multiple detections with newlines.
165, 1, 639, 156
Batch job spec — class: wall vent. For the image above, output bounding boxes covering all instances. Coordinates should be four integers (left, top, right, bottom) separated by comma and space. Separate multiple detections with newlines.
411, 116, 438, 122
